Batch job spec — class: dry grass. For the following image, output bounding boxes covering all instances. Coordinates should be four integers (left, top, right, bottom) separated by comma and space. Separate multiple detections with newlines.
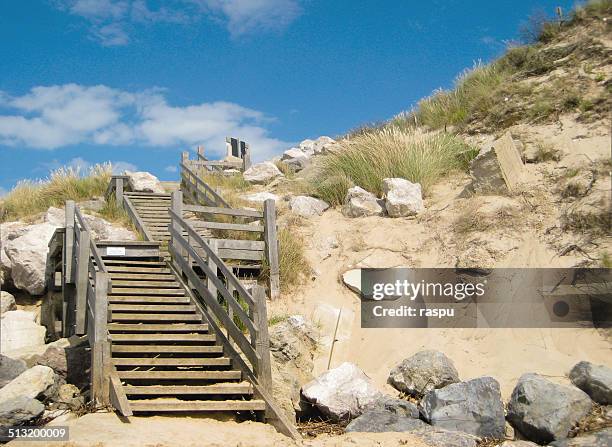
311, 127, 477, 205
259, 225, 309, 293
0, 164, 112, 222
453, 200, 522, 236
97, 197, 138, 233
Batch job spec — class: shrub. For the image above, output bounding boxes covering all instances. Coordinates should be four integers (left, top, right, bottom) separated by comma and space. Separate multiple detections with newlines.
497, 45, 554, 75
0, 164, 112, 222
311, 127, 477, 205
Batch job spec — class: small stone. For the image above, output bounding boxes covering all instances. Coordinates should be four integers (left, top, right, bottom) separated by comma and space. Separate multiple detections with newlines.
382, 178, 424, 217
289, 196, 330, 217
0, 291, 16, 315
342, 186, 384, 218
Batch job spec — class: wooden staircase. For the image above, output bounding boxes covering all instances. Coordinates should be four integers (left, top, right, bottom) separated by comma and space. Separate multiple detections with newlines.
105, 254, 265, 413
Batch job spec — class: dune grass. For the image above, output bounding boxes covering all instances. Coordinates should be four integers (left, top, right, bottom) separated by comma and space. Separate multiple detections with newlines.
0, 164, 112, 222
311, 127, 478, 205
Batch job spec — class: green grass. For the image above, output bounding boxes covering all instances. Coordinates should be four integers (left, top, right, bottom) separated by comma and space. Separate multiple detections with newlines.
260, 226, 310, 294
268, 314, 290, 326
311, 127, 478, 205
97, 197, 138, 233
0, 164, 112, 222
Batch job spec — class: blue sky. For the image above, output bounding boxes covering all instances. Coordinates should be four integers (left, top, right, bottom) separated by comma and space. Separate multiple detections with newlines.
0, 0, 578, 193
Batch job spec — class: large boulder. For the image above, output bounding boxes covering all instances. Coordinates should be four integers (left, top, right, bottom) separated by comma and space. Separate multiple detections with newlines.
125, 171, 165, 194
382, 178, 424, 217
0, 291, 16, 315
0, 396, 44, 426
507, 373, 593, 444
269, 315, 317, 364
345, 410, 426, 433
0, 311, 46, 353
388, 350, 460, 396
301, 362, 382, 421
0, 355, 27, 388
499, 442, 539, 447
281, 148, 309, 161
342, 186, 385, 218
469, 146, 508, 194
289, 196, 330, 217
4, 222, 56, 294
550, 428, 612, 447
0, 365, 56, 404
420, 376, 506, 438
300, 136, 337, 155
410, 428, 479, 447
243, 162, 283, 184
569, 361, 612, 405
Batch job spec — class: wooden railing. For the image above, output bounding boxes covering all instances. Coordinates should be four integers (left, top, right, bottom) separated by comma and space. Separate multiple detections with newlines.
47, 201, 115, 407
180, 152, 232, 208
194, 139, 251, 172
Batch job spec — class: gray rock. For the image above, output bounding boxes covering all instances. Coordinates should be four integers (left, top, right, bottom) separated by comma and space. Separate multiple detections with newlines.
0, 365, 56, 405
342, 186, 385, 218
0, 311, 46, 354
366, 396, 419, 419
507, 373, 593, 444
421, 376, 505, 438
549, 428, 612, 446
569, 361, 612, 404
0, 355, 27, 388
469, 146, 507, 194
345, 410, 427, 432
0, 291, 16, 315
55, 383, 84, 410
410, 428, 479, 447
289, 196, 330, 217
0, 396, 44, 426
243, 162, 283, 184
301, 362, 382, 421
269, 315, 317, 363
125, 171, 166, 193
499, 442, 539, 447
282, 157, 310, 172
388, 350, 460, 396
382, 178, 424, 217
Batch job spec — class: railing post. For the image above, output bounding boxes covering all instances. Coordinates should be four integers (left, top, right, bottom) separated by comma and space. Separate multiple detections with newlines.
207, 239, 218, 300
171, 191, 183, 260
75, 229, 90, 335
263, 199, 280, 300
63, 201, 76, 336
115, 177, 124, 207
91, 271, 110, 405
252, 285, 272, 396
64, 201, 75, 284
197, 145, 205, 161
242, 143, 251, 171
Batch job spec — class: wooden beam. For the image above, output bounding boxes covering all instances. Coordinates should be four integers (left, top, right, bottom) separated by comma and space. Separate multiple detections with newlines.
252, 285, 272, 396
74, 230, 90, 335
263, 199, 280, 300
183, 204, 262, 218
109, 373, 132, 417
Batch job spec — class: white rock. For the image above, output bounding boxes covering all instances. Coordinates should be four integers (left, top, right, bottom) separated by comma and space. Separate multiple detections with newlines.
82, 215, 136, 241
289, 196, 329, 217
282, 148, 308, 161
299, 139, 316, 156
382, 178, 424, 217
342, 269, 361, 294
0, 291, 16, 315
301, 362, 382, 421
125, 171, 166, 194
0, 365, 55, 405
342, 186, 384, 218
243, 162, 284, 184
313, 136, 336, 154
0, 311, 46, 353
241, 192, 280, 204
4, 223, 56, 295
44, 207, 65, 226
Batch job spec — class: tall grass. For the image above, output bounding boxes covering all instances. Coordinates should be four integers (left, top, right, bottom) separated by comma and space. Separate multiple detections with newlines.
311, 127, 478, 205
0, 164, 112, 222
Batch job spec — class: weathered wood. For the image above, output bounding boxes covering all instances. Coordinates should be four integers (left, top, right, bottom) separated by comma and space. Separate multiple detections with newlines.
124, 383, 251, 395
216, 248, 263, 261
91, 271, 109, 404
128, 399, 265, 412
111, 313, 201, 322
112, 344, 222, 353
209, 239, 265, 250
111, 333, 214, 342
64, 201, 76, 284
493, 132, 526, 191
123, 196, 154, 241
108, 295, 191, 304
109, 304, 195, 313
207, 239, 218, 303
115, 177, 124, 206
242, 143, 252, 171
191, 220, 264, 233
171, 190, 184, 258
263, 199, 280, 300
75, 230, 90, 335
113, 357, 230, 366
189, 160, 243, 168
108, 323, 208, 331
252, 285, 272, 397
109, 287, 185, 296
110, 280, 180, 288
117, 370, 241, 380
109, 373, 132, 417
183, 204, 262, 218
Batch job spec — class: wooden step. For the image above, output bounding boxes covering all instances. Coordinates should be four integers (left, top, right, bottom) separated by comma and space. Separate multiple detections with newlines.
109, 304, 196, 313
113, 357, 230, 366
109, 295, 191, 304
110, 280, 180, 288
112, 345, 223, 354
127, 399, 265, 412
110, 288, 185, 296
108, 273, 175, 280
112, 313, 201, 322
110, 333, 215, 342
107, 267, 170, 274
108, 323, 208, 332
118, 370, 241, 380
123, 383, 251, 395
104, 260, 166, 266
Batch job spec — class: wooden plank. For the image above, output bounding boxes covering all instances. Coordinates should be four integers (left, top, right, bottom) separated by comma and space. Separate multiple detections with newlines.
217, 248, 263, 261
128, 399, 264, 412
125, 192, 171, 198
112, 345, 222, 353
170, 245, 259, 366
212, 239, 265, 250
252, 286, 272, 396
109, 288, 185, 296
113, 357, 230, 366
263, 199, 280, 300
109, 304, 196, 312
111, 333, 215, 342
110, 280, 180, 288
91, 271, 109, 404
112, 313, 201, 322
118, 371, 241, 380
493, 132, 526, 191
64, 201, 76, 284
123, 196, 155, 241
190, 159, 243, 168
207, 239, 218, 304
107, 267, 170, 273
108, 273, 175, 280
108, 323, 208, 331
108, 296, 191, 304
183, 205, 262, 218
191, 220, 264, 233
75, 231, 90, 335
124, 383, 251, 395
103, 259, 166, 265
109, 373, 132, 417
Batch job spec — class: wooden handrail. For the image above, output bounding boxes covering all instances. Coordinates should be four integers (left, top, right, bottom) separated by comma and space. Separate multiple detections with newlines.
180, 159, 231, 208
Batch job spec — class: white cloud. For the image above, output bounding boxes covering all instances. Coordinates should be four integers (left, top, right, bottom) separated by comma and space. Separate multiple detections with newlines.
165, 165, 178, 173
0, 84, 289, 160
55, 0, 301, 45
111, 161, 138, 173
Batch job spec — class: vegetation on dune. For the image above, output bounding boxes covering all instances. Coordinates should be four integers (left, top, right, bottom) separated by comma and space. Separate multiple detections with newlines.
0, 164, 112, 222
260, 225, 309, 293
311, 127, 478, 205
